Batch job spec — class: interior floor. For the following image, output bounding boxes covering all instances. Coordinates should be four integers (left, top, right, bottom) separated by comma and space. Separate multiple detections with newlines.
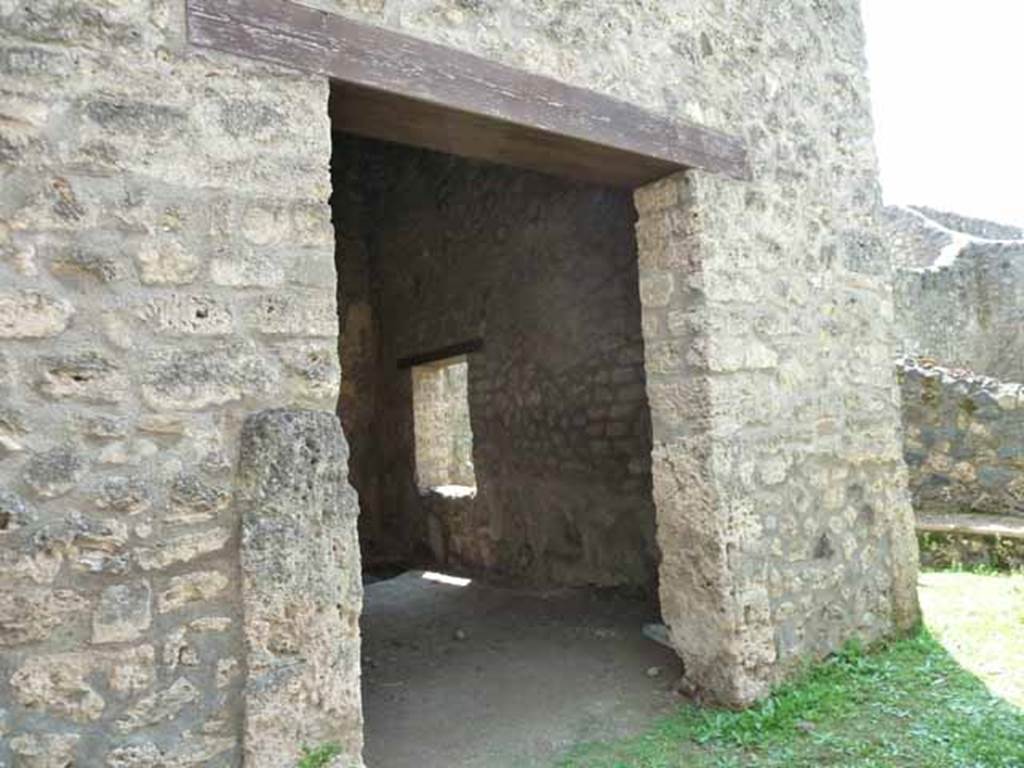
361, 571, 681, 768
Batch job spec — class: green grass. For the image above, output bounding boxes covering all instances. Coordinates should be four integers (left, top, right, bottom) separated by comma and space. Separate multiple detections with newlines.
556, 571, 1024, 768
297, 743, 343, 768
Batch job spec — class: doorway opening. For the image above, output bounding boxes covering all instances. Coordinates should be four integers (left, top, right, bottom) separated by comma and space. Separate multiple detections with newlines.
332, 126, 670, 766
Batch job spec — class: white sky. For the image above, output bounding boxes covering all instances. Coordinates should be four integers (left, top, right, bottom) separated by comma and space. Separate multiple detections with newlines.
861, 1, 1024, 227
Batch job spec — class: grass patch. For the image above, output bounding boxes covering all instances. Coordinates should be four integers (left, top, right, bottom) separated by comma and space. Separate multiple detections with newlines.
297, 743, 343, 768
556, 571, 1024, 768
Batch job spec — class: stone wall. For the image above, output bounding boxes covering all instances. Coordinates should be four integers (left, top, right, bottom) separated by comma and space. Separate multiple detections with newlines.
334, 136, 659, 589
895, 242, 1024, 383
0, 2, 356, 765
324, 0, 919, 704
890, 204, 1024, 382
0, 0, 921, 752
899, 359, 1024, 518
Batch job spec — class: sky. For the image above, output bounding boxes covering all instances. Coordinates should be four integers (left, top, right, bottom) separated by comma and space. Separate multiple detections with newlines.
861, 1, 1024, 227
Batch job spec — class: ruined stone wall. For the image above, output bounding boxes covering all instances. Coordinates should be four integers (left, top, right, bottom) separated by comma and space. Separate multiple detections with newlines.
899, 360, 1024, 519
336, 136, 658, 588
895, 242, 1024, 382
0, 2, 359, 765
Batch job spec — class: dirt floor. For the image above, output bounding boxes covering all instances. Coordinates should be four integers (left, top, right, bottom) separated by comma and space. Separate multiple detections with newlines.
361, 571, 682, 768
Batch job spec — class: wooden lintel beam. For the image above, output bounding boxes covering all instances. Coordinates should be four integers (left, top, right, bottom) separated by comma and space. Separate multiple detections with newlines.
397, 339, 484, 370
186, 0, 750, 187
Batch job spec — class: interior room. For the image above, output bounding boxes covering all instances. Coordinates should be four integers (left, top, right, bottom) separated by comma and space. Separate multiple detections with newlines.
331, 111, 674, 766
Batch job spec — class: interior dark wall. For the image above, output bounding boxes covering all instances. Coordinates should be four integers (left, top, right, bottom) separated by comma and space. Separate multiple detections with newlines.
332, 134, 658, 588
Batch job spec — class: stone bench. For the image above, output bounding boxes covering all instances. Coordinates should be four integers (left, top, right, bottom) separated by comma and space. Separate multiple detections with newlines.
916, 514, 1024, 570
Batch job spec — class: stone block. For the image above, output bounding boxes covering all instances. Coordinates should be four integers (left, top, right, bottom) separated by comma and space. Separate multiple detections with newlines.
0, 587, 88, 646
115, 677, 199, 732
135, 527, 231, 571
157, 570, 229, 614
246, 293, 336, 338
0, 290, 73, 338
11, 653, 106, 722
34, 351, 129, 403
92, 581, 152, 644
135, 237, 200, 285
137, 294, 235, 336
237, 409, 363, 766
10, 732, 80, 768
141, 344, 279, 411
22, 445, 85, 498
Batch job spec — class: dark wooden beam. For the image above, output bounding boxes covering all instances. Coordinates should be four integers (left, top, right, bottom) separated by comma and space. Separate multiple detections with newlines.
397, 339, 484, 370
186, 0, 750, 187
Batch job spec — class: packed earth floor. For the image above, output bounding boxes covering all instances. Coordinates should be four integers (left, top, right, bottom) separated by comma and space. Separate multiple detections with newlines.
360, 571, 680, 768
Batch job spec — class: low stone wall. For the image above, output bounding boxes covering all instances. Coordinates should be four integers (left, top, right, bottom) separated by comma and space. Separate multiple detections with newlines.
899, 359, 1024, 518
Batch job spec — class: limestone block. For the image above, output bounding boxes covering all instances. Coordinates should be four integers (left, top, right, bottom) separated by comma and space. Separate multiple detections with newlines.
0, 587, 88, 646
246, 293, 336, 337
93, 476, 152, 515
275, 341, 341, 404
115, 677, 199, 732
137, 294, 235, 336
135, 527, 231, 571
11, 653, 106, 722
135, 237, 200, 285
108, 644, 156, 696
105, 736, 234, 768
236, 409, 363, 767
210, 250, 285, 287
10, 732, 80, 768
157, 570, 229, 614
141, 344, 279, 411
167, 473, 230, 523
0, 290, 73, 338
34, 351, 129, 402
49, 244, 127, 282
92, 581, 152, 643
22, 445, 85, 498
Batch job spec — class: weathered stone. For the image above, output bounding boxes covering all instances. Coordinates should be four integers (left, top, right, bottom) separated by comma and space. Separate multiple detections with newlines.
136, 527, 231, 571
115, 677, 199, 732
0, 489, 34, 532
10, 732, 80, 768
35, 351, 129, 403
92, 581, 152, 644
157, 570, 229, 614
78, 414, 131, 439
276, 341, 341, 404
0, 587, 88, 646
11, 653, 105, 722
216, 657, 240, 688
0, 290, 73, 338
137, 294, 235, 336
141, 344, 279, 411
109, 644, 156, 696
49, 244, 126, 282
237, 409, 363, 764
247, 294, 336, 337
98, 438, 159, 466
94, 476, 152, 515
210, 250, 285, 287
22, 445, 85, 498
167, 472, 230, 523
135, 238, 200, 285
106, 736, 234, 768
162, 626, 199, 671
